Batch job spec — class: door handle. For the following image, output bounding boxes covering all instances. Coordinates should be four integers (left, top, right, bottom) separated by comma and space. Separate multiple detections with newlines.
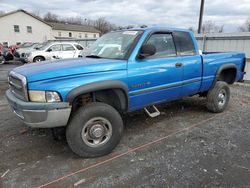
175, 62, 183, 68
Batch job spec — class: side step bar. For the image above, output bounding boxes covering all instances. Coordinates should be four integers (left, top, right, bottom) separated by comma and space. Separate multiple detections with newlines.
144, 105, 160, 118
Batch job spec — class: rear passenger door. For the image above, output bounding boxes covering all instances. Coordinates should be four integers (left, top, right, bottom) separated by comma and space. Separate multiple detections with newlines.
61, 44, 76, 59
173, 31, 202, 96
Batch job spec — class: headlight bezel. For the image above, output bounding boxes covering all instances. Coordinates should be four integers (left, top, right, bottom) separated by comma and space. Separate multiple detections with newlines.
28, 90, 61, 103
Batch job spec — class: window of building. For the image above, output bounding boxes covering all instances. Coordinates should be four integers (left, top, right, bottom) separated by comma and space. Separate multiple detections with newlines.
85, 33, 88, 38
62, 44, 75, 51
79, 33, 82, 38
172, 32, 196, 56
14, 25, 20, 33
58, 32, 61, 37
27, 26, 32, 33
145, 33, 176, 59
94, 34, 96, 38
69, 32, 72, 37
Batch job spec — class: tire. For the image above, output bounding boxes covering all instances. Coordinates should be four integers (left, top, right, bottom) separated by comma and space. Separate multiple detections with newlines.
206, 81, 230, 113
66, 102, 123, 158
33, 56, 45, 62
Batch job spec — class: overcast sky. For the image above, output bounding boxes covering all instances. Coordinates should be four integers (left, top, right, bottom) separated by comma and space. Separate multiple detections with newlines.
0, 0, 250, 32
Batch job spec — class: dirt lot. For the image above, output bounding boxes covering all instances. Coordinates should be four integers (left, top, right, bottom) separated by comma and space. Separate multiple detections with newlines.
0, 64, 250, 188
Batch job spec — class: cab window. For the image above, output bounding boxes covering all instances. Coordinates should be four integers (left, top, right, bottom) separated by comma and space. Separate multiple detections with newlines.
173, 31, 196, 56
145, 33, 176, 59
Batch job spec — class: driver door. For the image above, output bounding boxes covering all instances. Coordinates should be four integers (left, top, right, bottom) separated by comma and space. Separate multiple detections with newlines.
128, 33, 183, 111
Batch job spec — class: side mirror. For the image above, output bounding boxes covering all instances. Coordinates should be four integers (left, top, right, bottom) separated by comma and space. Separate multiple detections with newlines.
138, 44, 156, 59
47, 49, 52, 52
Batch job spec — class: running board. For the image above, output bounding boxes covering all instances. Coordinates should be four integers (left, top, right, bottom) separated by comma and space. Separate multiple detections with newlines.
144, 105, 160, 118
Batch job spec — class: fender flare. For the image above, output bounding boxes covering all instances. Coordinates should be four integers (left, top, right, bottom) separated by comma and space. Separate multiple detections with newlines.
212, 63, 237, 86
66, 80, 129, 111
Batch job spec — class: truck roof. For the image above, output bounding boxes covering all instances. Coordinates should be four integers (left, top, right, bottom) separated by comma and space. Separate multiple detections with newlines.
117, 26, 192, 33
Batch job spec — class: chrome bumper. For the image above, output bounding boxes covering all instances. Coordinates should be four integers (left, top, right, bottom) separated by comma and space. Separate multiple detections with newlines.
5, 89, 71, 128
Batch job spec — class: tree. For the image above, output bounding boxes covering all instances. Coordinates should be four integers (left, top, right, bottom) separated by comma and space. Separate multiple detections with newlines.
43, 12, 59, 22
238, 18, 250, 32
93, 17, 115, 35
201, 20, 224, 33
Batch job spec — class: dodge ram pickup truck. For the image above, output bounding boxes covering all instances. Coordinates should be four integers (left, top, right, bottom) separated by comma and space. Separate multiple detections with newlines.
6, 27, 246, 157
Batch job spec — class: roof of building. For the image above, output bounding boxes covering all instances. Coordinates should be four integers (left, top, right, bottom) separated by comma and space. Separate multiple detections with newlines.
47, 22, 101, 33
0, 9, 101, 33
0, 9, 51, 26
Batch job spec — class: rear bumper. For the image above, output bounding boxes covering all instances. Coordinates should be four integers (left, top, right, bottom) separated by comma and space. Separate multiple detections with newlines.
6, 89, 71, 128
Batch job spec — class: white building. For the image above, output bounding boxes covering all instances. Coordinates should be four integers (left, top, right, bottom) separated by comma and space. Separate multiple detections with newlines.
0, 9, 100, 46
48, 22, 100, 40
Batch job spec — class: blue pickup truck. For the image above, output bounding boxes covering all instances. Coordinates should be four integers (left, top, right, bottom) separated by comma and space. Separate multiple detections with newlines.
6, 27, 246, 157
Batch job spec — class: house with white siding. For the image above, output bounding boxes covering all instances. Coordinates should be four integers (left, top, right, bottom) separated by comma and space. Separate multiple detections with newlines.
0, 9, 100, 46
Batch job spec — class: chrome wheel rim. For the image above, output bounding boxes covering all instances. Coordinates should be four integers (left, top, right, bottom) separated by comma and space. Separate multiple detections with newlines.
81, 117, 112, 147
218, 89, 227, 107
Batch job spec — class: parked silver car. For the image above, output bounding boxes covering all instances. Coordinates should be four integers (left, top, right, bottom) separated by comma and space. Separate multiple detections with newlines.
26, 42, 84, 62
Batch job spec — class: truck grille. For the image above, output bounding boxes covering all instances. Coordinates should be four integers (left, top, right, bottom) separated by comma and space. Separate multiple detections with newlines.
9, 71, 28, 101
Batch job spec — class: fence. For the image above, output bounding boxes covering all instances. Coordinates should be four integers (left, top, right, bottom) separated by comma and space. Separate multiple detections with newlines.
195, 32, 250, 80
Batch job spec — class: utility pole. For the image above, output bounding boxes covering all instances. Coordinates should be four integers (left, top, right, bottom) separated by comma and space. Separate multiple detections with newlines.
198, 0, 205, 33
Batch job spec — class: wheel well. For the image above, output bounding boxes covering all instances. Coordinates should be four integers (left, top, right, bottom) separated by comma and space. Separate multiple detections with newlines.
71, 89, 128, 113
217, 68, 236, 84
33, 56, 45, 62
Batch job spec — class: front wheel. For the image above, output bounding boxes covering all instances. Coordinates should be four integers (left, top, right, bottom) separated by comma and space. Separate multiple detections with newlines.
66, 102, 123, 158
206, 81, 230, 113
33, 56, 45, 62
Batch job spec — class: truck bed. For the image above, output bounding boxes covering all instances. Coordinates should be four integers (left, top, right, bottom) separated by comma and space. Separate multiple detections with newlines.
199, 52, 245, 92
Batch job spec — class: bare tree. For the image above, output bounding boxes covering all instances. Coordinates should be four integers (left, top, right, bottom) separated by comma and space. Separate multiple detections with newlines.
238, 18, 250, 32
43, 12, 59, 22
93, 17, 115, 35
32, 10, 40, 18
201, 20, 224, 33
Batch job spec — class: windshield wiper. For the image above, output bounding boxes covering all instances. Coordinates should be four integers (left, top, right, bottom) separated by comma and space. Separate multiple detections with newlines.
85, 55, 102, 58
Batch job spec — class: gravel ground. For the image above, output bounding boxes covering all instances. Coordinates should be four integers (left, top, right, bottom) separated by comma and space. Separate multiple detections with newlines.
0, 64, 250, 188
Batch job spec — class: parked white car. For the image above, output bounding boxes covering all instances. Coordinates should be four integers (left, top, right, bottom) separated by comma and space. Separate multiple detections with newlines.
26, 42, 84, 62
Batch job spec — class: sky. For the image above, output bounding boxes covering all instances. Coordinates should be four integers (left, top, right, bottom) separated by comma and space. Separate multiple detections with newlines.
0, 0, 250, 32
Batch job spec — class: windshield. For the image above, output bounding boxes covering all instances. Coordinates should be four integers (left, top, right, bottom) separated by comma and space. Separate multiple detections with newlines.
85, 30, 142, 59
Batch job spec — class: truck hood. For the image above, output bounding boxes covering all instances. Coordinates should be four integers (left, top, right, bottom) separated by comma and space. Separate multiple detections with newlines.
14, 58, 127, 82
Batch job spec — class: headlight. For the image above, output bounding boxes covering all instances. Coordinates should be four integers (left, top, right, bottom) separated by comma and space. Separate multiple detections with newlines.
29, 90, 61, 102
25, 53, 31, 57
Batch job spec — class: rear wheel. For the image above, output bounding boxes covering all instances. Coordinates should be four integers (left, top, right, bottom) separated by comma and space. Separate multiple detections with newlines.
66, 102, 123, 158
206, 81, 230, 113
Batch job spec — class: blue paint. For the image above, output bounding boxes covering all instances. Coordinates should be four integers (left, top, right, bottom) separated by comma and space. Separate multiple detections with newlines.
12, 27, 246, 112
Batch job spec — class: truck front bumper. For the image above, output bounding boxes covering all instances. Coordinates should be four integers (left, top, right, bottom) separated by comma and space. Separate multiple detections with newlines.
5, 89, 71, 128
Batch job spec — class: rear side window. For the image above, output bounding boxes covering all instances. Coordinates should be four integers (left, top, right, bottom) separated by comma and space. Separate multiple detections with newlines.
62, 44, 75, 51
74, 44, 84, 50
145, 33, 176, 59
173, 32, 196, 56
